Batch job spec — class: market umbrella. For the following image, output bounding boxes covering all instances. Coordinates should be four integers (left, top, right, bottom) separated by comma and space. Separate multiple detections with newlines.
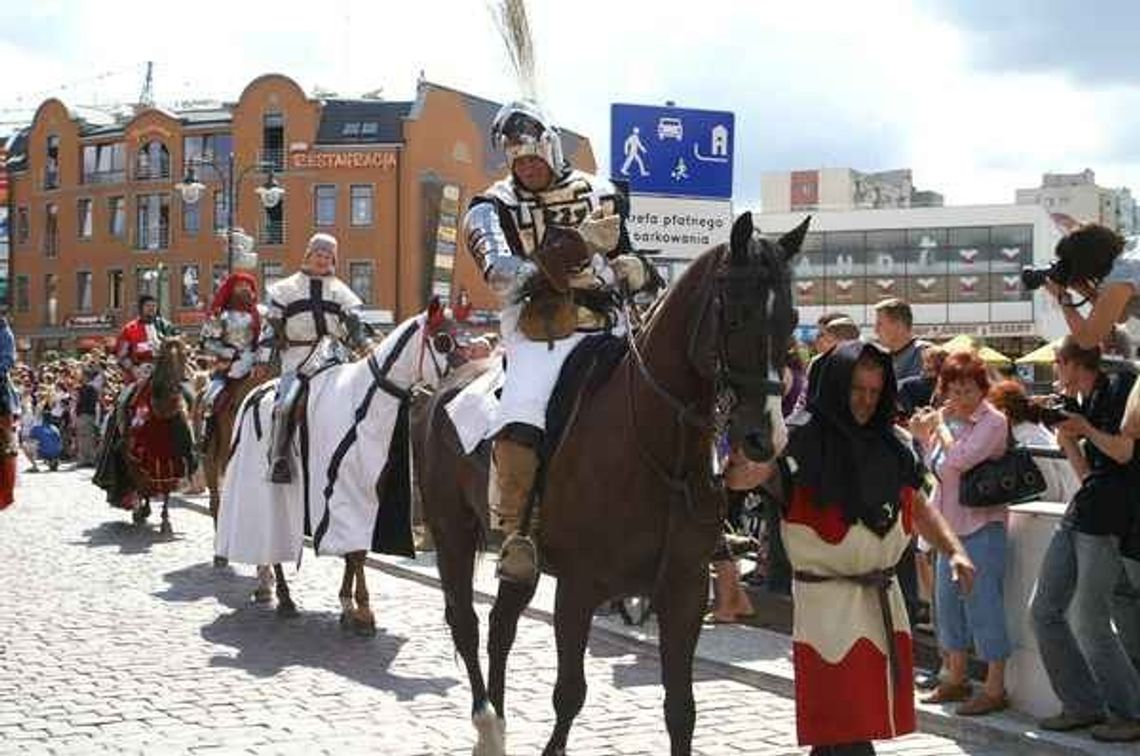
1015, 341, 1060, 365
939, 334, 1011, 366
976, 346, 1012, 366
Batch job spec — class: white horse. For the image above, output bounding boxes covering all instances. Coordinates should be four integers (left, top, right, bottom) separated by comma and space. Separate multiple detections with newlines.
215, 300, 460, 632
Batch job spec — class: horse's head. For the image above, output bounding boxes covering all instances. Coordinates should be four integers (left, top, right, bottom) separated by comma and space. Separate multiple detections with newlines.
714, 211, 807, 463
419, 297, 462, 387
151, 336, 189, 416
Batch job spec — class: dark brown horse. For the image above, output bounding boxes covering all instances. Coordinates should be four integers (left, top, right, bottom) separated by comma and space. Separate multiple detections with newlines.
122, 336, 195, 535
417, 212, 806, 755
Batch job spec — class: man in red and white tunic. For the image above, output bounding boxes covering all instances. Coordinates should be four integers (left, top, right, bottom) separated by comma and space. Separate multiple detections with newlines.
114, 295, 176, 383
727, 341, 975, 755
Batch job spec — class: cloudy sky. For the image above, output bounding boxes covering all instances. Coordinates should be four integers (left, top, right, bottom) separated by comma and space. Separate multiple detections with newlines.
2, 0, 1138, 209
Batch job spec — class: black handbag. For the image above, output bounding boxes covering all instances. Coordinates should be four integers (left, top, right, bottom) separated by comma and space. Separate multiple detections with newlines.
959, 427, 1047, 508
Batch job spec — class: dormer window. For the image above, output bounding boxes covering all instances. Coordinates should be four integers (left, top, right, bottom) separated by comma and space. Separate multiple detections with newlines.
135, 140, 170, 180
44, 135, 60, 189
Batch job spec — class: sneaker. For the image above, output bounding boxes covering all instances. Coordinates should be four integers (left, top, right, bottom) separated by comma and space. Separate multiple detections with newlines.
1091, 718, 1140, 742
1038, 711, 1105, 732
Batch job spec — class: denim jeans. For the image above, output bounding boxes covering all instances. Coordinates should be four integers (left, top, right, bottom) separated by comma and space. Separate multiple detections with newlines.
935, 522, 1011, 661
1115, 557, 1140, 666
1030, 523, 1140, 719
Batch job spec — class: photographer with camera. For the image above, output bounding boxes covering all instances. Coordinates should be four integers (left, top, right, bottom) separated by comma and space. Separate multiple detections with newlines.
1029, 336, 1140, 742
1024, 225, 1138, 352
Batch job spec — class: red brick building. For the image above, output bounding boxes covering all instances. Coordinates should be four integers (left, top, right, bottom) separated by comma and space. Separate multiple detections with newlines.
4, 74, 597, 358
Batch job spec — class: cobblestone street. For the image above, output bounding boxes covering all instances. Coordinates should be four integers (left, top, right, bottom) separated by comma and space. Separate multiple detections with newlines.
0, 463, 1016, 755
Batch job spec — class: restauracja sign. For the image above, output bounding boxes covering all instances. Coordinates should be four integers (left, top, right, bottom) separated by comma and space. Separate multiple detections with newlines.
290, 151, 397, 170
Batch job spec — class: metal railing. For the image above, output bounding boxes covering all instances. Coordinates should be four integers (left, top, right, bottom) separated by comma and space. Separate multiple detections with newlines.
258, 220, 286, 246
81, 170, 127, 185
259, 148, 286, 172
134, 225, 170, 251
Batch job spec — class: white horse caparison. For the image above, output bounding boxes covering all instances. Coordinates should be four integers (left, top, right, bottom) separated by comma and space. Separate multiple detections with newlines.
215, 302, 456, 631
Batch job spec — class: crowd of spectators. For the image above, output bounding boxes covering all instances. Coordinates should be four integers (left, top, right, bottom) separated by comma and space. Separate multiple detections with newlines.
712, 288, 1140, 746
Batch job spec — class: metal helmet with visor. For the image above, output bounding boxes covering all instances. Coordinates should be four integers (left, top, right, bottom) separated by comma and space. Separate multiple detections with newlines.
491, 99, 565, 178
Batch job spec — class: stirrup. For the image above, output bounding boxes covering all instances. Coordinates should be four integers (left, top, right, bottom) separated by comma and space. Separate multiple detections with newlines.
269, 458, 292, 483
496, 533, 538, 584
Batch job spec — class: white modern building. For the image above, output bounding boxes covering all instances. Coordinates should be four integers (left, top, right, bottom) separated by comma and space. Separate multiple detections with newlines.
756, 204, 1068, 349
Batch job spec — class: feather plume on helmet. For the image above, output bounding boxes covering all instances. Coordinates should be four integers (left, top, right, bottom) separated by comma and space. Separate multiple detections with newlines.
487, 0, 566, 180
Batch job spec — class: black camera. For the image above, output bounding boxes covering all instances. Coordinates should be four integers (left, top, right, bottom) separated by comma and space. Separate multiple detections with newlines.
1038, 394, 1079, 427
1021, 258, 1072, 291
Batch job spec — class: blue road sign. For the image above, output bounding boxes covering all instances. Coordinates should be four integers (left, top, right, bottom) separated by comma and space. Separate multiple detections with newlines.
610, 103, 735, 199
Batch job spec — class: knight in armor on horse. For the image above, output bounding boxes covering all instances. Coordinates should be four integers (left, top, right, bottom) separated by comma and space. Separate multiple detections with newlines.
199, 271, 271, 449
462, 99, 655, 583
265, 232, 371, 483
115, 295, 177, 384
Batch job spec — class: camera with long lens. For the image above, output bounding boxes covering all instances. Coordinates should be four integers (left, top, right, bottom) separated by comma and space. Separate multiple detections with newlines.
1021, 258, 1072, 291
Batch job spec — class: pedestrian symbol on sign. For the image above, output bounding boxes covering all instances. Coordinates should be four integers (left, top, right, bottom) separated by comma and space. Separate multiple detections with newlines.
620, 127, 649, 177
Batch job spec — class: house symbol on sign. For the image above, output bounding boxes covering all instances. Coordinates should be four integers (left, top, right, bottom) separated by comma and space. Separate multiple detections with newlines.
694, 124, 731, 163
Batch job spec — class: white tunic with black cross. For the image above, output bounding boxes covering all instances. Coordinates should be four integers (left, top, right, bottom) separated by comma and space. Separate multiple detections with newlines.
266, 271, 363, 373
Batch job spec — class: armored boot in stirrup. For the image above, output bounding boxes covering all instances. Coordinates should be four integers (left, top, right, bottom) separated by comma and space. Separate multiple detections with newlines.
492, 437, 540, 584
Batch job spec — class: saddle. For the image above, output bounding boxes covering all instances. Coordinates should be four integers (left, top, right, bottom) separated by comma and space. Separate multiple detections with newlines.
124, 381, 194, 495
538, 334, 628, 476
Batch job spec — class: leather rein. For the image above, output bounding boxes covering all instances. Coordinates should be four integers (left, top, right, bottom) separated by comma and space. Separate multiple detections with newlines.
623, 246, 785, 514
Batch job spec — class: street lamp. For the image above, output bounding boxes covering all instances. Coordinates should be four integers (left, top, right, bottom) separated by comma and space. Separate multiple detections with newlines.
177, 155, 285, 274
141, 262, 168, 318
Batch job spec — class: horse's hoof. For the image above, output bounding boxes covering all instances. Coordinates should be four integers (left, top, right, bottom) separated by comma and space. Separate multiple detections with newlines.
212, 555, 228, 568
472, 704, 505, 756
252, 587, 273, 604
352, 617, 377, 637
159, 522, 173, 537
276, 600, 299, 619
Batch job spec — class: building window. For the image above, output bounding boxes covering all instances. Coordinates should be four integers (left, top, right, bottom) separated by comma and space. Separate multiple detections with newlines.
77, 198, 93, 239
182, 197, 200, 236
262, 113, 285, 171
16, 207, 29, 244
350, 185, 373, 226
315, 185, 337, 226
82, 142, 126, 184
211, 265, 227, 297
135, 140, 170, 180
44, 203, 58, 258
180, 265, 201, 308
260, 200, 285, 246
135, 194, 170, 250
14, 275, 30, 314
213, 190, 229, 232
260, 261, 284, 300
108, 196, 126, 238
182, 134, 233, 173
107, 269, 123, 310
76, 271, 93, 312
44, 135, 60, 189
44, 273, 59, 326
348, 261, 373, 305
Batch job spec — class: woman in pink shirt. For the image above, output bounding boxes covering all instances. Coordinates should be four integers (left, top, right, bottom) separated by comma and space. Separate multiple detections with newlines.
910, 350, 1011, 716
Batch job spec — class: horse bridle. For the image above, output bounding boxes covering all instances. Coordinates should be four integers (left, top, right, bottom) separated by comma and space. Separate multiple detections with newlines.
414, 321, 456, 387
627, 244, 786, 438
